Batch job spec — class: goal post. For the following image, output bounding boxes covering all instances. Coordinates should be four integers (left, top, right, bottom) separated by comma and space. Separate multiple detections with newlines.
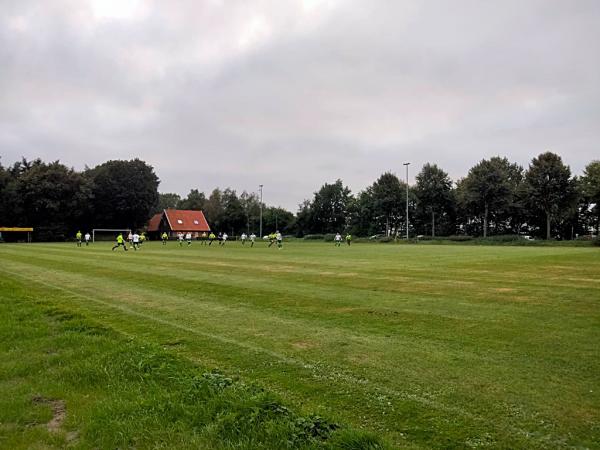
92, 228, 131, 242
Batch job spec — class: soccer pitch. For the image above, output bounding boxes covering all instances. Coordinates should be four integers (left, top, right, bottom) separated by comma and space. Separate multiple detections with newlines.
1, 242, 599, 448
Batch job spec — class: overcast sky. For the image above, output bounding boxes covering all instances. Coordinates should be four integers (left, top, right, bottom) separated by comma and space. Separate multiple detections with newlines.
1, 0, 599, 210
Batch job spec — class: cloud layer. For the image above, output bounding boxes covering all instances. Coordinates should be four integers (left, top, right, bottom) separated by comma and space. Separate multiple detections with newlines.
1, 0, 599, 209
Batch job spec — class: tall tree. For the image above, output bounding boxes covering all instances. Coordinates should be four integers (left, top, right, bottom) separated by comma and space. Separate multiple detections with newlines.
308, 180, 353, 234
177, 189, 206, 210
580, 160, 600, 234
15, 160, 92, 240
86, 159, 159, 230
524, 152, 576, 240
239, 191, 261, 234
263, 206, 295, 234
414, 164, 453, 237
154, 192, 181, 213
458, 157, 521, 237
221, 188, 245, 234
369, 172, 406, 237
204, 188, 224, 231
295, 199, 313, 237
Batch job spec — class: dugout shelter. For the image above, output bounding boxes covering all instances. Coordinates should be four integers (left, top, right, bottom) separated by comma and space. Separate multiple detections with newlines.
147, 209, 210, 239
0, 227, 34, 243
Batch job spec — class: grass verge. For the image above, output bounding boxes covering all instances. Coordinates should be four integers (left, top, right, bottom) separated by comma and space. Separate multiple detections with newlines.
0, 275, 386, 449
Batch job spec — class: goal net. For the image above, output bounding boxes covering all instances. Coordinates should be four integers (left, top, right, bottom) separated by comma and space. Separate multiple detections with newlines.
92, 228, 131, 242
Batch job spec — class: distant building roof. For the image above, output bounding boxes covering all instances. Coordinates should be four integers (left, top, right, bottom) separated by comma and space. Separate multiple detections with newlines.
157, 209, 210, 232
147, 213, 162, 232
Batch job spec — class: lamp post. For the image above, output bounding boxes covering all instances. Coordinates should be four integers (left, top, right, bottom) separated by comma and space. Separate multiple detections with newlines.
259, 184, 263, 238
403, 162, 410, 240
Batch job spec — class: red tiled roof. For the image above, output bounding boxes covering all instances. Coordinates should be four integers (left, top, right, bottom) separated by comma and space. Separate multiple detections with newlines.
147, 213, 162, 232
164, 209, 211, 232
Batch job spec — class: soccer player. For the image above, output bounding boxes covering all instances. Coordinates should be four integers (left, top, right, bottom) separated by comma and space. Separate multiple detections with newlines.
221, 233, 228, 246
268, 232, 275, 248
75, 230, 82, 247
161, 232, 168, 245
112, 233, 128, 251
240, 232, 247, 245
250, 233, 256, 247
186, 232, 192, 246
346, 233, 352, 246
84, 232, 91, 246
132, 232, 140, 250
334, 233, 342, 247
127, 231, 133, 248
178, 232, 184, 246
201, 231, 208, 245
139, 233, 146, 247
276, 231, 283, 249
208, 232, 216, 245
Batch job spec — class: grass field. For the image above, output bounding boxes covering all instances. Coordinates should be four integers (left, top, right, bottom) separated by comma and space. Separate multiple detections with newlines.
1, 241, 599, 449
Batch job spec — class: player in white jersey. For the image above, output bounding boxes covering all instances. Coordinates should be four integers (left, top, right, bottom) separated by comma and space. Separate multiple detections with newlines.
250, 233, 256, 247
178, 232, 184, 246
240, 233, 247, 245
186, 232, 192, 246
334, 233, 342, 246
84, 232, 91, 246
221, 233, 228, 246
127, 232, 133, 248
132, 232, 140, 250
276, 231, 283, 249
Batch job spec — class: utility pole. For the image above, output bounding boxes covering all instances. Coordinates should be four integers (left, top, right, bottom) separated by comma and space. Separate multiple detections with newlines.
259, 184, 263, 238
403, 162, 410, 240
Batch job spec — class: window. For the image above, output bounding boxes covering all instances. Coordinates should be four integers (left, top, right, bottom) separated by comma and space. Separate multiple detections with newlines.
177, 219, 183, 224
193, 220, 199, 225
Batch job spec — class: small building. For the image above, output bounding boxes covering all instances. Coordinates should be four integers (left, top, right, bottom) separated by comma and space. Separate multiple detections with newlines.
147, 209, 210, 239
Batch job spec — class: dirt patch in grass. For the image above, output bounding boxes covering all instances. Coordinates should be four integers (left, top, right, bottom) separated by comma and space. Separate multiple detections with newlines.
493, 288, 516, 293
32, 396, 66, 432
292, 341, 317, 350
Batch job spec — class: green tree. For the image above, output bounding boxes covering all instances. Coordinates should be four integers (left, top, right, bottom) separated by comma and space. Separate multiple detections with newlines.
204, 188, 224, 231
177, 189, 206, 210
86, 159, 159, 230
294, 199, 313, 237
220, 188, 245, 235
580, 160, 600, 234
15, 159, 92, 240
414, 164, 454, 237
370, 172, 406, 237
524, 152, 576, 240
239, 191, 261, 234
308, 180, 353, 234
458, 157, 521, 237
154, 192, 181, 213
263, 207, 295, 234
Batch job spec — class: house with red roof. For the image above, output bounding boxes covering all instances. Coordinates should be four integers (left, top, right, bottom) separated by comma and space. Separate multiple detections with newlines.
147, 209, 211, 239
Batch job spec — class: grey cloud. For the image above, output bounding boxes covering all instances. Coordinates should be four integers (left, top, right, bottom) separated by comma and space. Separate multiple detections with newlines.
1, 0, 599, 210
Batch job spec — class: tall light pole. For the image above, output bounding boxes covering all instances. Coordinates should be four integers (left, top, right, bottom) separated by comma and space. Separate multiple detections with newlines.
259, 184, 264, 238
403, 162, 410, 240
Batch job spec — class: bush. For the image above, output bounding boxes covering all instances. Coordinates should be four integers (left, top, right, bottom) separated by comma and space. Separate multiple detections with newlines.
303, 234, 325, 240
593, 238, 600, 247
444, 235, 473, 242
479, 234, 525, 243
324, 234, 336, 242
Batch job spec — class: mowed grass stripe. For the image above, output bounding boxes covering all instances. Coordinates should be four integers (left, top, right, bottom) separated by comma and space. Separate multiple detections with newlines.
0, 264, 573, 448
1, 243, 598, 448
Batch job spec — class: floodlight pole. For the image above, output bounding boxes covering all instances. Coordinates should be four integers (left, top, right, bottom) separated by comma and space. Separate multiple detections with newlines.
403, 162, 410, 240
259, 184, 264, 238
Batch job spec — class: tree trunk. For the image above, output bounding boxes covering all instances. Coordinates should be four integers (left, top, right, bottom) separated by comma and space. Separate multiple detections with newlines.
546, 212, 551, 240
483, 203, 488, 238
431, 210, 435, 238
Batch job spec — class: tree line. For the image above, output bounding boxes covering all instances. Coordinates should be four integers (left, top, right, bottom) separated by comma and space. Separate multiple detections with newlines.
300, 152, 599, 240
0, 151, 598, 241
